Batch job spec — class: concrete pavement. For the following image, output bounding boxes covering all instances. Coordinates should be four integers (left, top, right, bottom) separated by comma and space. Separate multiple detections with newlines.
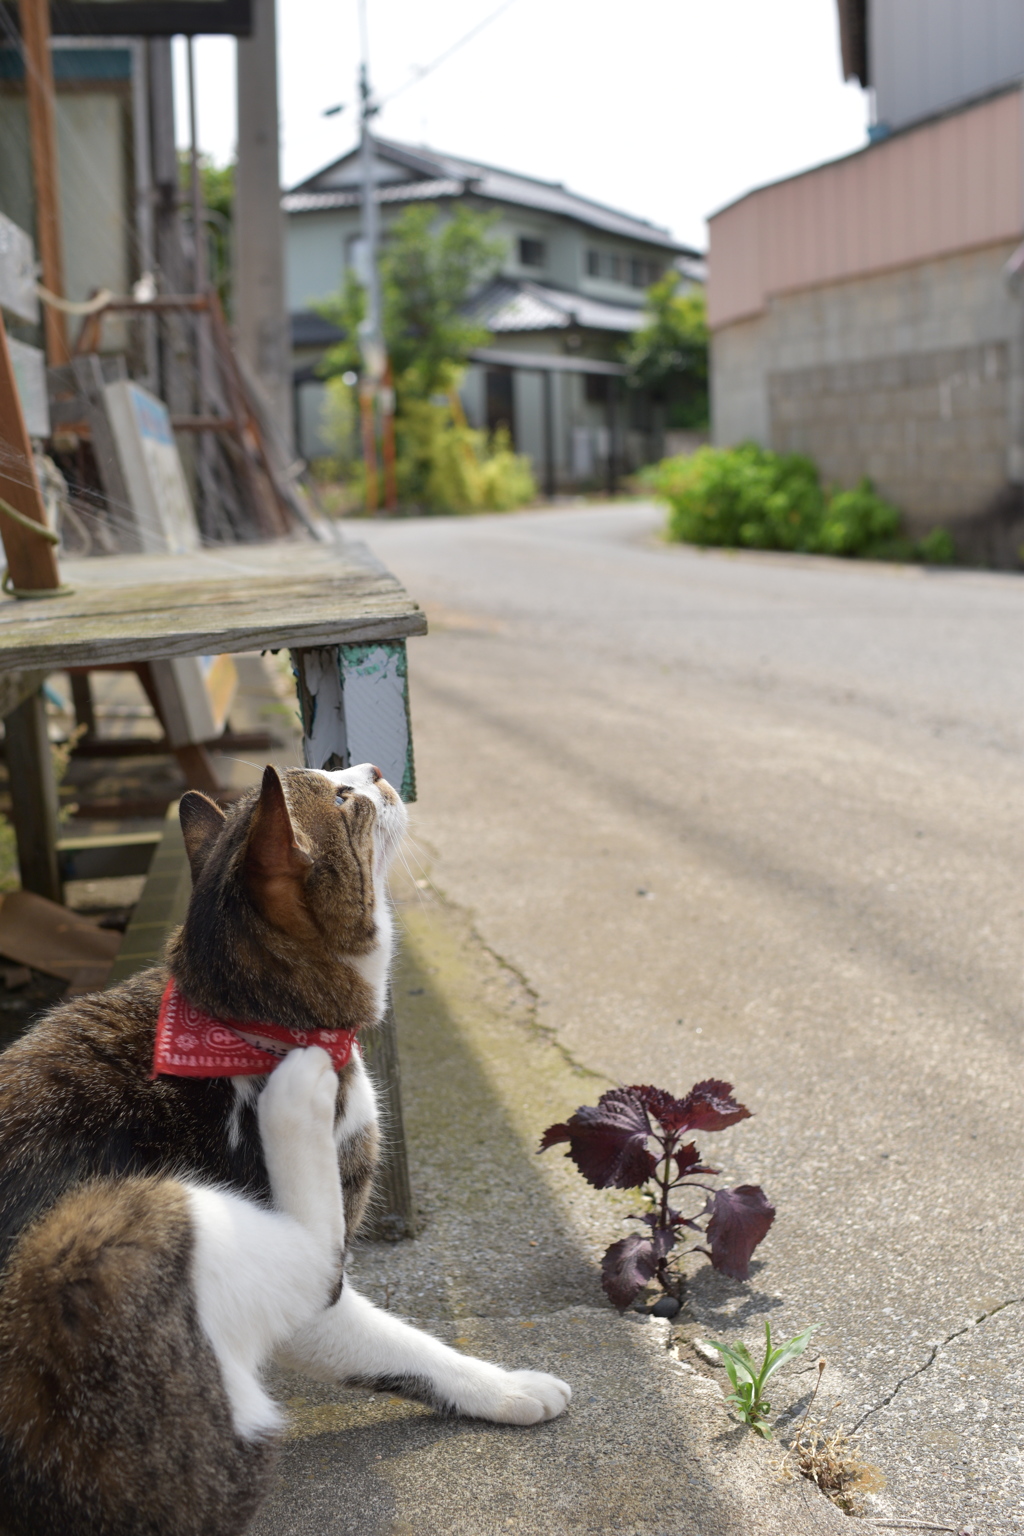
344, 503, 1022, 1533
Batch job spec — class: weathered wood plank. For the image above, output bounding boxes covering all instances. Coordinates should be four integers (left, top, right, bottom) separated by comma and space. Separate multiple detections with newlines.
0, 542, 426, 672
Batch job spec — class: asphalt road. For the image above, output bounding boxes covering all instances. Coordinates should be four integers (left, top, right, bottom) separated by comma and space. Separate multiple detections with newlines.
355, 503, 1024, 1532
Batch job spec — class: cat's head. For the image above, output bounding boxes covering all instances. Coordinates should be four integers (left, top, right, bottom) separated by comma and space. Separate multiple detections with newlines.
167, 764, 407, 1032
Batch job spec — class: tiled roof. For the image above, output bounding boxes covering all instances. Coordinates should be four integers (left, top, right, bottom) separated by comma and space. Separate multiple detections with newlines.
283, 179, 463, 214
466, 278, 645, 335
287, 136, 698, 257
291, 311, 345, 348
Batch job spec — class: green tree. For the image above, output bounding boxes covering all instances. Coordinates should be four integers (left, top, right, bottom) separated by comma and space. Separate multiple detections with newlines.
319, 202, 503, 396
625, 274, 708, 430
317, 204, 535, 513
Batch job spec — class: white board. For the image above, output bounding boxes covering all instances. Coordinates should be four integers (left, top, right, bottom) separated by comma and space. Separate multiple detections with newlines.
6, 339, 49, 438
103, 379, 199, 555
148, 653, 238, 749
0, 213, 38, 326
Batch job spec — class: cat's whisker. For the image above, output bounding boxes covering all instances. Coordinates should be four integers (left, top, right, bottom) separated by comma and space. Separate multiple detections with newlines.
213, 756, 265, 772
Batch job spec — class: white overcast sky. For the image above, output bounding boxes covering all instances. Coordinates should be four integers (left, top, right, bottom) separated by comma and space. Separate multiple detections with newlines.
173, 0, 869, 251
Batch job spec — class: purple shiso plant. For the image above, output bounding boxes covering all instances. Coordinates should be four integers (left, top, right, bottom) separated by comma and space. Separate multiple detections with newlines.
539, 1079, 775, 1311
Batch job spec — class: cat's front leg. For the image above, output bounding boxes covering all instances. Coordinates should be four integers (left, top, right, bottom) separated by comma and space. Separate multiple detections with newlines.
258, 1045, 345, 1265
277, 1283, 571, 1425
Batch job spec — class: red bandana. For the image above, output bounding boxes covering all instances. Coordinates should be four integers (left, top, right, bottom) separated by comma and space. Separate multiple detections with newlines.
151, 979, 359, 1080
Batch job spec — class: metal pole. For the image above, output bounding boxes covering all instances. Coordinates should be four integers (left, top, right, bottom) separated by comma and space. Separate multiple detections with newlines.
186, 38, 207, 294
356, 1, 393, 512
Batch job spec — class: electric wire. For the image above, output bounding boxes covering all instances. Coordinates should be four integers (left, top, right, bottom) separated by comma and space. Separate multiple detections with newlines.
378, 0, 521, 106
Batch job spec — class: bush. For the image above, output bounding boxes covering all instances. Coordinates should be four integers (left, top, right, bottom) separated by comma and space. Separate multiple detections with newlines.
316, 379, 535, 516
653, 442, 824, 552
810, 477, 900, 555
652, 444, 953, 562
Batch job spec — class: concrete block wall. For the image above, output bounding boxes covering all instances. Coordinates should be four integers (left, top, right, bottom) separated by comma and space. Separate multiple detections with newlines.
711, 241, 1021, 531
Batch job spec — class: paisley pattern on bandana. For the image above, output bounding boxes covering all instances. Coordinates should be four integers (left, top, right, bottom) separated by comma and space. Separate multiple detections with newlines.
151, 979, 359, 1079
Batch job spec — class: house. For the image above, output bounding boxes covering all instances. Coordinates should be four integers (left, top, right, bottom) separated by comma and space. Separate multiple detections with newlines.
707, 0, 1024, 565
283, 137, 704, 490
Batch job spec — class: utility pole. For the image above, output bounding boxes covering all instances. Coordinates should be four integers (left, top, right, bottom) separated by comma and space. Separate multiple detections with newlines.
356, 4, 396, 513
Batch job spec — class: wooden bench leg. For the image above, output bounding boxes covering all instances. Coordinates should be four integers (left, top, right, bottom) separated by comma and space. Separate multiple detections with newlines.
4, 687, 62, 903
292, 642, 417, 1239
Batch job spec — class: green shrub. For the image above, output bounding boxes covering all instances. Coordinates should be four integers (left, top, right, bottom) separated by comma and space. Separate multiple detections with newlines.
653, 444, 954, 563
810, 477, 900, 555
396, 396, 536, 514
914, 526, 956, 564
654, 442, 824, 552
317, 378, 535, 516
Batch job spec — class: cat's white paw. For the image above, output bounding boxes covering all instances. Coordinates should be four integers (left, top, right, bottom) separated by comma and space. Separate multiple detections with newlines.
471, 1368, 572, 1425
258, 1045, 337, 1147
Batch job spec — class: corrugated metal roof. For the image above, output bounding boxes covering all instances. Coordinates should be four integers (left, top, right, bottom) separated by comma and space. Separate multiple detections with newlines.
467, 278, 645, 335
287, 136, 697, 257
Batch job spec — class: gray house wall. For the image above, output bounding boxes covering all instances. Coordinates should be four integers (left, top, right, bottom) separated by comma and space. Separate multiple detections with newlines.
287, 193, 683, 482
869, 0, 1024, 133
286, 202, 671, 319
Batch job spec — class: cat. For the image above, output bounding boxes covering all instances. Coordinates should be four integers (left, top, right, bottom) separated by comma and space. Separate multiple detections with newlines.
0, 762, 570, 1536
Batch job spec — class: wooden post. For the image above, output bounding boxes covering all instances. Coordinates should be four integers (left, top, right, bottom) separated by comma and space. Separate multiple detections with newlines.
0, 313, 63, 591
0, 304, 64, 902
4, 689, 61, 902
292, 642, 417, 1237
20, 0, 68, 366
235, 0, 293, 446
359, 386, 379, 512
381, 362, 398, 513
541, 368, 555, 499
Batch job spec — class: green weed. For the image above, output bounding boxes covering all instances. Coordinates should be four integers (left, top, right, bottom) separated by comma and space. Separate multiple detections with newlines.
707, 1320, 814, 1438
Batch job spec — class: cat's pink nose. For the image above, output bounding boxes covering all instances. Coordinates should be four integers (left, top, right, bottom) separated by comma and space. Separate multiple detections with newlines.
370, 765, 383, 782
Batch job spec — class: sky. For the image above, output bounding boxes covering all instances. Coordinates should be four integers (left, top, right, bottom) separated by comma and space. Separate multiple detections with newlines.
173, 0, 869, 251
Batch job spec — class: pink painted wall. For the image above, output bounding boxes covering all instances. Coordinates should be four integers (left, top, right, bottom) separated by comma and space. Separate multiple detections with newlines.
708, 88, 1023, 330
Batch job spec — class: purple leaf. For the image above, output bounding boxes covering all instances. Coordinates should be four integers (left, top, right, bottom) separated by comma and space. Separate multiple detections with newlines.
676, 1080, 752, 1133
600, 1227, 677, 1310
538, 1088, 657, 1189
630, 1081, 752, 1135
632, 1085, 691, 1133
706, 1185, 775, 1279
674, 1141, 719, 1179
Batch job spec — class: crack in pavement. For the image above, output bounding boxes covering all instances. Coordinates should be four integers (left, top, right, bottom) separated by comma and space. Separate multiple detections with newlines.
853, 1294, 1024, 1432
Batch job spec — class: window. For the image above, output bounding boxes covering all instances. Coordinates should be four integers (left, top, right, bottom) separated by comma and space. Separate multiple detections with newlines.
518, 236, 546, 267
584, 374, 609, 404
586, 248, 600, 277
629, 258, 664, 289
485, 370, 515, 437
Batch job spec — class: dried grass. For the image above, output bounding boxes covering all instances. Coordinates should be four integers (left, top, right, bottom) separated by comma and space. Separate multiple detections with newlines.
778, 1415, 882, 1514
775, 1360, 885, 1515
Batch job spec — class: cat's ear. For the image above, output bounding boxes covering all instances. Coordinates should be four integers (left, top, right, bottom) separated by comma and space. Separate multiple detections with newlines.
244, 766, 313, 892
179, 791, 227, 883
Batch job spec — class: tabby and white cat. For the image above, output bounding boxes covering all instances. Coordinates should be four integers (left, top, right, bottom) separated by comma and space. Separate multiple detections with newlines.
0, 764, 570, 1536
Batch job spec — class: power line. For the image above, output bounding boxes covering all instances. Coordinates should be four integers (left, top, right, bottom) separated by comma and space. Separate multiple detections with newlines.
379, 0, 520, 106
